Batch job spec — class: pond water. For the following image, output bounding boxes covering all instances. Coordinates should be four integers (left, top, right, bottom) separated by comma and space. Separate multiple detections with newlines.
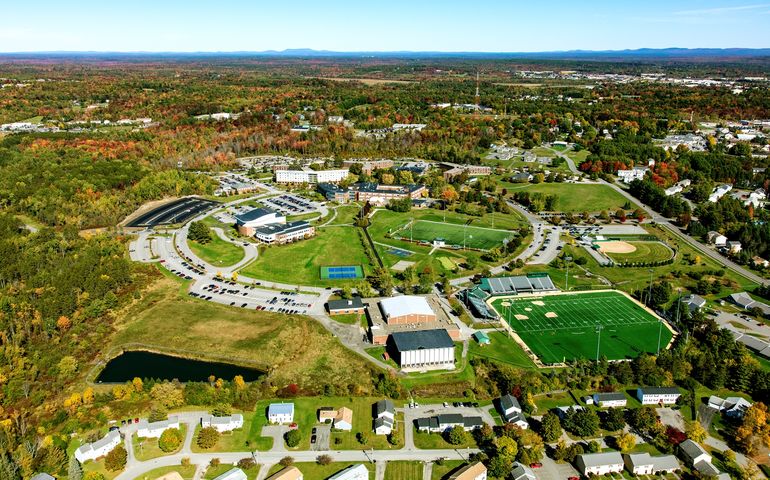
96, 350, 264, 383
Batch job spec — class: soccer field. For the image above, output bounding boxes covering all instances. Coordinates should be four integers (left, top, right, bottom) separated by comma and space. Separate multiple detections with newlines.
395, 219, 514, 250
489, 290, 673, 364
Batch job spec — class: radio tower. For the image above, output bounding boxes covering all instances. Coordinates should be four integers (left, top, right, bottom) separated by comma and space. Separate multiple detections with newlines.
474, 71, 480, 112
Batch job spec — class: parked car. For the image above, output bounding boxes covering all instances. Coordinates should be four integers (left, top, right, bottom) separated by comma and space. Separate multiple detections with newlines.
530, 463, 543, 469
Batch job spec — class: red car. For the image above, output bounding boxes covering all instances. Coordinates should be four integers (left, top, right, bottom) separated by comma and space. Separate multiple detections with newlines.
530, 463, 543, 469
568, 476, 580, 480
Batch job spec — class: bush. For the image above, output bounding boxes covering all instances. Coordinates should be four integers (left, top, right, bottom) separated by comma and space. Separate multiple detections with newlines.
210, 458, 221, 467
104, 445, 127, 471
211, 403, 232, 417
237, 458, 257, 470
357, 431, 370, 445
279, 456, 294, 467
317, 454, 333, 465
197, 427, 220, 449
148, 408, 168, 423
446, 425, 469, 445
158, 428, 183, 453
285, 429, 302, 447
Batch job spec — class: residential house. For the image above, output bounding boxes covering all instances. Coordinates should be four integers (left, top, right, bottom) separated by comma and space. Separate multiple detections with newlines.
575, 452, 625, 476
681, 294, 707, 313
623, 453, 680, 475
266, 466, 303, 480
679, 439, 722, 476
448, 461, 488, 480
510, 172, 533, 183
200, 414, 244, 433
708, 396, 753, 418
373, 399, 395, 435
212, 468, 248, 480
318, 407, 353, 431
707, 231, 728, 247
498, 394, 529, 429
555, 405, 585, 420
74, 430, 121, 463
327, 464, 369, 480
267, 403, 295, 424
709, 184, 733, 203
136, 415, 179, 438
727, 241, 742, 254
636, 387, 681, 405
509, 462, 536, 480
415, 414, 484, 433
592, 392, 627, 408
752, 256, 769, 268
30, 474, 56, 480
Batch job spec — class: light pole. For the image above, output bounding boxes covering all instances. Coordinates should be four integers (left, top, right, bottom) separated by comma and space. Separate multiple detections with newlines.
565, 256, 573, 291
595, 324, 603, 361
656, 318, 663, 354
646, 268, 654, 306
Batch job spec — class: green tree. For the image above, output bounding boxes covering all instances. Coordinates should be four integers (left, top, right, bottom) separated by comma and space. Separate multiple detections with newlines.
615, 432, 636, 452
159, 428, 183, 453
285, 429, 302, 447
540, 412, 562, 442
197, 427, 220, 449
148, 407, 168, 423
104, 445, 127, 472
211, 403, 232, 417
188, 221, 212, 244
447, 425, 470, 445
602, 408, 626, 432
68, 456, 83, 480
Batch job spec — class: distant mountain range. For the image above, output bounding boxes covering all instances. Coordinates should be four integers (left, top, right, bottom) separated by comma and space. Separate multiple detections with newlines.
2, 48, 770, 60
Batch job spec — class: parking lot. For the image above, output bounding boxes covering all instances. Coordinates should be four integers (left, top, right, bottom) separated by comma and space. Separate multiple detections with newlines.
310, 424, 331, 451
263, 194, 317, 215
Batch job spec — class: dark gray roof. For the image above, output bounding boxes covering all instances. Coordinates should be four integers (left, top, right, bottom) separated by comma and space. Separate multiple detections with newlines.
500, 394, 521, 412
353, 182, 424, 194
638, 387, 680, 395
328, 297, 365, 311
375, 399, 395, 416
390, 329, 454, 351
480, 275, 556, 295
416, 417, 439, 429
235, 207, 278, 224
463, 416, 484, 428
374, 416, 394, 429
504, 411, 528, 425
680, 439, 708, 461
594, 392, 626, 402
30, 474, 56, 480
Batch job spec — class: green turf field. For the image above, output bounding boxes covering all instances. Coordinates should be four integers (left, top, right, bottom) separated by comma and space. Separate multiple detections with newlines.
394, 219, 514, 250
490, 290, 673, 364
601, 241, 674, 264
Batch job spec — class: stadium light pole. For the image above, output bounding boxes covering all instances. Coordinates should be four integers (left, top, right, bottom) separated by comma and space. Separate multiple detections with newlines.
646, 268, 654, 306
656, 319, 663, 354
595, 324, 603, 361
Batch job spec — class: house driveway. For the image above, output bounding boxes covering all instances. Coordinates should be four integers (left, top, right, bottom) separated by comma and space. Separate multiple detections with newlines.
312, 424, 331, 451
261, 425, 289, 452
535, 455, 579, 480
657, 408, 685, 431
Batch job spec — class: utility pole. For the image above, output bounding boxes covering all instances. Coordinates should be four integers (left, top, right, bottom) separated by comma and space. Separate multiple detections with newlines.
564, 256, 572, 291
596, 324, 603, 361
646, 268, 654, 306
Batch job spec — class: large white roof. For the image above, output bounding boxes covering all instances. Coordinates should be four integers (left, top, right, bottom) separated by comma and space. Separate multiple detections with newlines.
380, 295, 434, 319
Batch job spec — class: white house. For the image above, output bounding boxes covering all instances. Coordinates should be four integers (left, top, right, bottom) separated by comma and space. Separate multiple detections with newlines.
498, 394, 529, 429
576, 452, 625, 476
592, 392, 627, 408
267, 403, 295, 424
617, 166, 649, 183
679, 439, 712, 468
624, 453, 680, 475
708, 396, 753, 418
213, 468, 248, 480
318, 407, 353, 431
136, 415, 179, 438
74, 430, 122, 463
448, 461, 488, 480
327, 464, 369, 480
509, 462, 535, 480
709, 184, 732, 203
373, 399, 395, 435
555, 405, 585, 420
200, 413, 244, 432
727, 241, 742, 254
708, 231, 728, 247
637, 387, 681, 405
416, 414, 484, 433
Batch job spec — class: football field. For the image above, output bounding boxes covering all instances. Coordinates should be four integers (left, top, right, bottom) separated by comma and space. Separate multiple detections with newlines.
489, 290, 673, 364
395, 219, 514, 250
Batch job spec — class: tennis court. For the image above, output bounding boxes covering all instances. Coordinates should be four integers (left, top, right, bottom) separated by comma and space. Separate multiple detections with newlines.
489, 290, 674, 364
395, 219, 514, 250
320, 265, 364, 280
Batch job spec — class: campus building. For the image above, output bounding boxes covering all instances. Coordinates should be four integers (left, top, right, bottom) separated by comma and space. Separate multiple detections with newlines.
366, 295, 460, 346
636, 387, 681, 405
234, 207, 286, 236
342, 159, 394, 174
253, 221, 315, 244
353, 183, 427, 205
617, 166, 649, 183
379, 295, 436, 324
275, 168, 349, 184
318, 183, 355, 203
327, 297, 366, 316
440, 163, 493, 181
388, 329, 455, 371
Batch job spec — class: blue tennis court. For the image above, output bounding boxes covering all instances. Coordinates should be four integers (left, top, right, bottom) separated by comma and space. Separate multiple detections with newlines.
320, 265, 364, 280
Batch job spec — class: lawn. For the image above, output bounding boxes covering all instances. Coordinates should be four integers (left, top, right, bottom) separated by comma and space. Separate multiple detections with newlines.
133, 424, 187, 460
413, 430, 477, 449
503, 182, 636, 213
490, 290, 673, 364
385, 461, 423, 480
431, 460, 465, 480
82, 459, 120, 480
133, 464, 198, 480
237, 226, 373, 287
188, 235, 245, 268
111, 274, 377, 393
602, 241, 674, 264
191, 411, 273, 453
394, 219, 515, 251
203, 463, 259, 480
266, 462, 375, 480
467, 330, 537, 369
329, 313, 364, 325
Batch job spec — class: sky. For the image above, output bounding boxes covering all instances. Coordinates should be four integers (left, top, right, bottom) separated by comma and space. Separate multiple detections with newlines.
1, 0, 769, 53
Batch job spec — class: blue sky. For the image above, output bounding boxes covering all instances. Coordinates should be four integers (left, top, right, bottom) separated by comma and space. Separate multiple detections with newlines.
1, 0, 768, 52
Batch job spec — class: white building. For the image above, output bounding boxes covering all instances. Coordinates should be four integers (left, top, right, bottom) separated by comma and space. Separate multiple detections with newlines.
373, 399, 395, 435
448, 461, 488, 480
498, 394, 529, 429
136, 415, 179, 438
708, 395, 753, 418
253, 221, 315, 245
707, 231, 728, 247
679, 439, 712, 467
664, 185, 683, 196
637, 387, 681, 405
267, 403, 295, 424
624, 453, 680, 475
389, 329, 455, 371
74, 430, 122, 463
727, 241, 742, 254
200, 413, 244, 432
213, 468, 248, 480
275, 168, 349, 184
592, 392, 627, 408
576, 452, 625, 476
327, 464, 369, 480
709, 184, 732, 203
617, 166, 649, 183
235, 207, 286, 236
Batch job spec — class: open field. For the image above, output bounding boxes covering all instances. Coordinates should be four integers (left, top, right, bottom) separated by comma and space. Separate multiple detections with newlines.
431, 460, 465, 480
385, 461, 423, 480
467, 330, 537, 368
132, 464, 198, 480
191, 411, 273, 452
502, 182, 636, 212
600, 240, 674, 264
203, 463, 259, 480
266, 462, 375, 480
238, 226, 373, 286
111, 274, 376, 391
490, 290, 673, 364
393, 219, 515, 250
133, 425, 187, 460
188, 235, 245, 268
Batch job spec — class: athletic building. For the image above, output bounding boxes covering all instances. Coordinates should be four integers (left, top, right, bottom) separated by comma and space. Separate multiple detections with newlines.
379, 296, 436, 324
388, 329, 455, 371
234, 207, 286, 236
254, 221, 315, 244
479, 275, 557, 296
275, 168, 349, 184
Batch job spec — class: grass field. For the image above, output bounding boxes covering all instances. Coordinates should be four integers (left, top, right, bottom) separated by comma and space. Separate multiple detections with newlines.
133, 425, 187, 460
490, 290, 673, 364
502, 182, 636, 213
431, 460, 465, 480
385, 461, 423, 480
266, 462, 375, 480
237, 226, 373, 286
467, 330, 537, 368
191, 411, 273, 452
394, 219, 515, 250
111, 274, 376, 393
188, 235, 245, 267
203, 463, 259, 480
602, 241, 674, 264
132, 464, 198, 480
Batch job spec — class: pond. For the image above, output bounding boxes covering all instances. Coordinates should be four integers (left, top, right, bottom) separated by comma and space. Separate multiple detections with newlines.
96, 350, 264, 383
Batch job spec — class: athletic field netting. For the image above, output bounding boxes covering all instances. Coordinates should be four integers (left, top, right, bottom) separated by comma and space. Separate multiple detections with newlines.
489, 290, 673, 364
320, 265, 364, 280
